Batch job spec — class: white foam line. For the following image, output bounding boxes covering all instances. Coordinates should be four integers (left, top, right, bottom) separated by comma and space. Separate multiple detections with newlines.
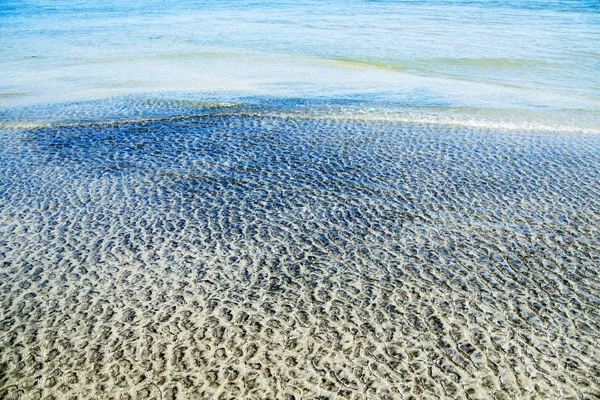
1, 108, 598, 135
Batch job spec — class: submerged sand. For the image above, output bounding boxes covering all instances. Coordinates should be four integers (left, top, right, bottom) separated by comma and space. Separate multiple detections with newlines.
0, 112, 599, 399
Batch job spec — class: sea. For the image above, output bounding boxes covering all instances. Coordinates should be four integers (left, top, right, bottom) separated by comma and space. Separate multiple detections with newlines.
0, 1, 599, 399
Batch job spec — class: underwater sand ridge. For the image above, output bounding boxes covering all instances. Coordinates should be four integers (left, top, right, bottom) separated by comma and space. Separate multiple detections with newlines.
0, 113, 600, 399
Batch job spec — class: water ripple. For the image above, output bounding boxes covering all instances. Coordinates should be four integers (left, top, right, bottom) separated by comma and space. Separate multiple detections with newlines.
0, 111, 599, 399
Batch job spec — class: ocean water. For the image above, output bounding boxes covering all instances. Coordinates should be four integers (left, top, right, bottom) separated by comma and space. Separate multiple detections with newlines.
1, 1, 600, 399
1, 0, 599, 130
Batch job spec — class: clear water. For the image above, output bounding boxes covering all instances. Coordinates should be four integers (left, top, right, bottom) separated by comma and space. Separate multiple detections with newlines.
1, 1, 600, 400
1, 0, 599, 130
2, 109, 600, 399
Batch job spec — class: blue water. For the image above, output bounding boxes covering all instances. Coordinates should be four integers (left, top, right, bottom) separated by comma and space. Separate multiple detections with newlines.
1, 0, 599, 131
2, 2, 600, 399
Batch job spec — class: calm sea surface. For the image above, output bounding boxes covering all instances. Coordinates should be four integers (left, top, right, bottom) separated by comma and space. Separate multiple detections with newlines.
1, 0, 599, 130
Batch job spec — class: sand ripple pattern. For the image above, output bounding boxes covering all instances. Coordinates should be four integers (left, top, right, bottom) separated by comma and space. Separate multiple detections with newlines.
1, 114, 600, 399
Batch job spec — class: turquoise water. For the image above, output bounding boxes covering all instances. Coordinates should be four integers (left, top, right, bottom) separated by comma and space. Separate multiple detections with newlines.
1, 0, 599, 130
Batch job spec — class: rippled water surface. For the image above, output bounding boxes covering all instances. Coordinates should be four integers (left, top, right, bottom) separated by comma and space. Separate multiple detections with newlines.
1, 0, 600, 399
1, 101, 600, 398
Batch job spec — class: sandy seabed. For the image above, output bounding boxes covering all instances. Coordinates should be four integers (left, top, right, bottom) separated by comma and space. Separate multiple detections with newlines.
1, 111, 599, 399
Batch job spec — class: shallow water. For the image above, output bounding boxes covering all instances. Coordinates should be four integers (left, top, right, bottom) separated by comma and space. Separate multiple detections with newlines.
1, 102, 600, 398
1, 0, 600, 399
1, 0, 599, 130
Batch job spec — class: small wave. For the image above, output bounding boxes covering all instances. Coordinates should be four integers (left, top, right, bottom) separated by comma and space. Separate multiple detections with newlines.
413, 57, 563, 69
1, 96, 598, 134
330, 58, 407, 71
332, 57, 560, 72
0, 92, 28, 98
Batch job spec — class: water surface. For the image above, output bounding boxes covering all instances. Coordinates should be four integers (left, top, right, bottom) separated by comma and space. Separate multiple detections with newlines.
1, 1, 600, 399
1, 0, 599, 130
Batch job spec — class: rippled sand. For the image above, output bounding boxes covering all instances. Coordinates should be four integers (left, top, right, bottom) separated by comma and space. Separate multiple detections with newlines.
1, 109, 599, 399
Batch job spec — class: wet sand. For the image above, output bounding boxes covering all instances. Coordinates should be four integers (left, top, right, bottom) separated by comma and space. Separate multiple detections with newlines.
1, 111, 599, 399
